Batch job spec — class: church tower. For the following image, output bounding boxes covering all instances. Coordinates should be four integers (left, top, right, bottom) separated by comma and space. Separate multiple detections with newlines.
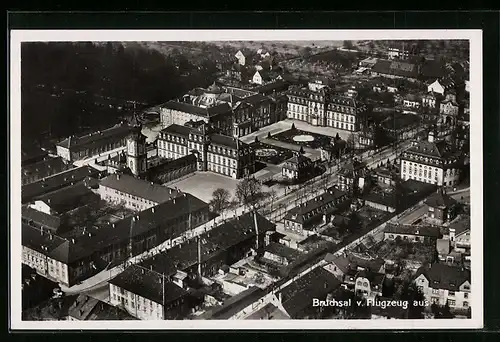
126, 115, 147, 177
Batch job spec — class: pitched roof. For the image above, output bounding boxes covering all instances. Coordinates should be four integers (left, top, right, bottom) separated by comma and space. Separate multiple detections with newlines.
384, 223, 441, 238
436, 239, 451, 256
424, 189, 457, 208
372, 59, 419, 78
22, 166, 101, 203
56, 122, 133, 151
22, 206, 61, 231
22, 143, 48, 165
67, 294, 100, 320
133, 212, 275, 278
160, 123, 192, 136
448, 215, 471, 237
416, 263, 470, 291
198, 287, 266, 320
99, 174, 181, 203
279, 267, 341, 318
420, 60, 446, 79
263, 242, 303, 262
211, 134, 243, 150
161, 101, 209, 117
284, 187, 347, 224
22, 157, 70, 181
35, 182, 100, 214
326, 253, 386, 274
109, 264, 188, 305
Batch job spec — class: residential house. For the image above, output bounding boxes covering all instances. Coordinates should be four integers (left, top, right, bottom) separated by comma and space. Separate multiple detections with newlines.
403, 93, 421, 111
363, 190, 398, 213
337, 159, 368, 193
414, 263, 471, 311
384, 223, 441, 244
439, 99, 460, 125
281, 153, 314, 180
424, 188, 458, 225
278, 266, 342, 319
359, 57, 379, 69
381, 112, 421, 141
22, 143, 49, 167
67, 294, 137, 321
422, 92, 441, 109
283, 187, 348, 235
446, 215, 471, 251
260, 243, 303, 267
427, 79, 455, 96
235, 50, 246, 66
22, 156, 72, 185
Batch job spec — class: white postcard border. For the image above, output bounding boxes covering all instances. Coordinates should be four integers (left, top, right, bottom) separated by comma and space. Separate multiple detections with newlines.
9, 29, 483, 330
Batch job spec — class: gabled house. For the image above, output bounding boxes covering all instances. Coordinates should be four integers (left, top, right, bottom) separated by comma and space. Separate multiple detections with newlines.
414, 263, 471, 311
427, 79, 455, 96
235, 50, 246, 66
384, 223, 441, 244
282, 152, 314, 180
424, 188, 458, 225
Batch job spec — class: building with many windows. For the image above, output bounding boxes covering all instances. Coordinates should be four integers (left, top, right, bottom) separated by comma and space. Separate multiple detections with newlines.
281, 153, 314, 180
414, 263, 471, 311
400, 131, 463, 186
286, 83, 367, 132
98, 173, 181, 211
157, 122, 255, 179
56, 121, 135, 162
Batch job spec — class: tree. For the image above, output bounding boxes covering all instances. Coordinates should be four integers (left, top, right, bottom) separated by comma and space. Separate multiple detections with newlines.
209, 188, 231, 214
299, 146, 305, 154
254, 136, 259, 143
235, 177, 264, 210
267, 132, 272, 139
291, 123, 296, 130
268, 189, 278, 212
343, 40, 354, 50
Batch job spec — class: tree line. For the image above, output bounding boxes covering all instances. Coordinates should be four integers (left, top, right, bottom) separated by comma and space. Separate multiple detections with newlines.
21, 42, 219, 143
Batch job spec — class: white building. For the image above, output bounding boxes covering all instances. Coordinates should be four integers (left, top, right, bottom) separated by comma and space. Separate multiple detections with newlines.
414, 263, 471, 311
235, 50, 246, 66
400, 132, 462, 186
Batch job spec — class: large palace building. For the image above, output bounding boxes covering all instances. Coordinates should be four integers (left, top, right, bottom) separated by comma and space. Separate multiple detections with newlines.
157, 121, 255, 179
400, 131, 463, 186
159, 82, 287, 138
286, 80, 368, 132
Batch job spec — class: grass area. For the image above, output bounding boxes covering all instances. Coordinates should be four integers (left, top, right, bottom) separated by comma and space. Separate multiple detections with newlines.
270, 129, 332, 149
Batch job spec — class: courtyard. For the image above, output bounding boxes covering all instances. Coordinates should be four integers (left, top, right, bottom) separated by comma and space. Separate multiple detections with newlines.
269, 128, 332, 150
167, 171, 240, 203
250, 141, 294, 165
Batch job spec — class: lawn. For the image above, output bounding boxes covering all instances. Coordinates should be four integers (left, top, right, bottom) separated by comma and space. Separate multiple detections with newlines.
269, 129, 332, 149
250, 141, 294, 165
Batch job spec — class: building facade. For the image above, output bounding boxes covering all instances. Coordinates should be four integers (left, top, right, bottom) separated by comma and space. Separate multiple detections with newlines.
282, 153, 313, 180
286, 84, 367, 132
400, 132, 462, 186
157, 122, 255, 179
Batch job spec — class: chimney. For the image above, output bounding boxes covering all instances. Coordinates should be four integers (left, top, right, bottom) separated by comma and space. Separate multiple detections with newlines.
152, 207, 155, 213
112, 223, 115, 228
173, 198, 176, 204
132, 217, 136, 222
71, 238, 75, 244
117, 174, 120, 180
150, 265, 153, 271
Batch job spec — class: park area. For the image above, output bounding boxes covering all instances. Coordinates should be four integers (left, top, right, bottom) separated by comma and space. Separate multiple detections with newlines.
269, 128, 332, 150
250, 141, 294, 165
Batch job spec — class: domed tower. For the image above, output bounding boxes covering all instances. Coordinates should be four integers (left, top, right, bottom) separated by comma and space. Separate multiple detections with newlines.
126, 115, 147, 177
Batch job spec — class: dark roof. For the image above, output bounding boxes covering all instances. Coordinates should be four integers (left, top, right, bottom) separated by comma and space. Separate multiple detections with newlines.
339, 160, 367, 177
22, 157, 70, 181
67, 294, 100, 320
279, 267, 341, 318
384, 223, 441, 238
34, 182, 100, 214
326, 253, 386, 274
284, 153, 312, 167
199, 287, 266, 319
22, 206, 61, 230
420, 60, 446, 79
424, 189, 457, 208
160, 124, 192, 137
87, 301, 138, 320
242, 93, 271, 105
22, 166, 101, 203
263, 243, 303, 262
147, 154, 198, 181
110, 264, 188, 305
206, 103, 232, 117
372, 59, 419, 78
161, 101, 209, 117
448, 215, 470, 237
254, 80, 289, 95
416, 263, 470, 291
405, 139, 452, 159
211, 134, 244, 150
137, 212, 276, 277
22, 143, 48, 165
99, 174, 181, 203
284, 187, 347, 224
22, 224, 93, 264
363, 191, 398, 208
57, 122, 133, 150
381, 113, 420, 131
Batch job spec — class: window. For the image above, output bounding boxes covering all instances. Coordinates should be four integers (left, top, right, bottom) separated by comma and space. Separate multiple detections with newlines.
463, 301, 469, 307
464, 293, 469, 299
432, 289, 439, 294
449, 291, 455, 297
448, 300, 456, 306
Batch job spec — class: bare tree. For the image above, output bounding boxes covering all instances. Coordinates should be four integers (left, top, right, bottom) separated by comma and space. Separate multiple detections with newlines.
235, 177, 264, 210
209, 188, 231, 214
268, 189, 278, 212
346, 133, 356, 155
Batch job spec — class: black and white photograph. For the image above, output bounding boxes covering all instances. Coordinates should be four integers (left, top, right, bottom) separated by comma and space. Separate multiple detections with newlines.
9, 30, 483, 330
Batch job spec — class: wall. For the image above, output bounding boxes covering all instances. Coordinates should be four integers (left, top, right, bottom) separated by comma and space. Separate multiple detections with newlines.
110, 283, 165, 320
98, 184, 158, 211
